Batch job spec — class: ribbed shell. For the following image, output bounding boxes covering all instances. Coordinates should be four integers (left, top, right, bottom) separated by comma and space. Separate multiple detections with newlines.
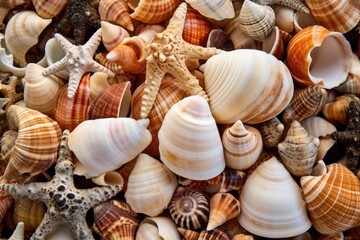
0, 193, 12, 226
255, 117, 284, 149
282, 86, 328, 125
3, 105, 61, 183
185, 0, 234, 21
238, 0, 275, 41
101, 21, 130, 51
168, 188, 209, 230
177, 228, 200, 240
99, 0, 134, 32
322, 94, 360, 124
222, 120, 263, 170
198, 227, 231, 240
206, 169, 246, 193
32, 0, 67, 19
335, 72, 360, 96
300, 163, 360, 234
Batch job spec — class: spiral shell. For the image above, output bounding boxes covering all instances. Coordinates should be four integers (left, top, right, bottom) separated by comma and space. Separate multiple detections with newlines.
185, 0, 234, 21
136, 216, 181, 240
198, 227, 231, 240
136, 24, 165, 43
99, 0, 134, 32
32, 0, 67, 19
335, 53, 360, 96
322, 94, 360, 124
101, 21, 130, 51
300, 163, 360, 234
255, 117, 284, 149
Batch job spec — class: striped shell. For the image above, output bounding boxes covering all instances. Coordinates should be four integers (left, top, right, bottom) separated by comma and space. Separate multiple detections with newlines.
101, 21, 130, 51
300, 163, 360, 234
322, 94, 360, 124
198, 227, 231, 240
206, 169, 246, 193
335, 54, 360, 96
99, 0, 134, 32
185, 0, 234, 21
255, 117, 284, 149
0, 0, 26, 30
32, 0, 67, 19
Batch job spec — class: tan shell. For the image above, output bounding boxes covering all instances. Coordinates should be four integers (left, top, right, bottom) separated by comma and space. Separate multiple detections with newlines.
293, 11, 318, 33
99, 0, 134, 32
232, 234, 254, 240
32, 0, 67, 19
88, 72, 110, 100
101, 21, 130, 51
322, 94, 360, 124
301, 116, 337, 138
255, 117, 284, 149
91, 171, 124, 186
136, 216, 181, 240
273, 5, 295, 33
185, 0, 234, 21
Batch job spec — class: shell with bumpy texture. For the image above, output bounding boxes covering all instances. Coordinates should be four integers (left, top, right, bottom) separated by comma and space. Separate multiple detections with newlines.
99, 0, 134, 32
185, 0, 234, 21
32, 0, 67, 19
255, 117, 284, 149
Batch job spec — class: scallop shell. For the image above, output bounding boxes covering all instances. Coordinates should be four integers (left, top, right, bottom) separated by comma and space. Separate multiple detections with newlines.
101, 21, 130, 51
286, 25, 352, 89
168, 187, 209, 230
68, 118, 151, 178
222, 120, 263, 170
322, 94, 360, 124
255, 117, 284, 149
184, 0, 234, 21
125, 153, 177, 217
32, 0, 67, 19
238, 0, 275, 41
203, 49, 294, 124
206, 169, 247, 193
158, 95, 225, 180
99, 0, 134, 32
136, 216, 181, 240
238, 156, 312, 238
278, 120, 320, 177
300, 163, 360, 234
23, 63, 64, 115
2, 105, 61, 183
4, 11, 52, 67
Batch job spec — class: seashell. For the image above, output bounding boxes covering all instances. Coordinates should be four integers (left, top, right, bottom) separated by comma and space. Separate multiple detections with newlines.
238, 156, 312, 238
206, 169, 247, 193
158, 95, 225, 180
99, 0, 134, 32
88, 72, 110, 100
93, 200, 139, 240
1, 130, 18, 165
255, 117, 284, 149
131, 78, 189, 157
177, 227, 200, 240
136, 24, 166, 43
0, 0, 26, 29
136, 216, 181, 240
198, 227, 231, 240
261, 26, 291, 60
0, 193, 13, 229
53, 73, 91, 131
32, 0, 67, 19
300, 163, 360, 234
301, 116, 337, 138
44, 37, 69, 80
207, 193, 241, 231
316, 136, 336, 161
94, 52, 124, 76
206, 29, 234, 52
286, 25, 352, 89
311, 160, 327, 176
203, 49, 294, 124
349, 225, 360, 240
304, 0, 360, 34
322, 94, 360, 124
168, 187, 209, 231
273, 5, 295, 33
43, 226, 74, 240
4, 11, 52, 67
130, 0, 183, 24
88, 81, 132, 119
278, 120, 320, 177
0, 33, 26, 77
232, 234, 254, 240
106, 36, 147, 74
23, 63, 64, 115
224, 19, 261, 50
318, 232, 344, 240
282, 86, 328, 125
335, 53, 360, 96
184, 0, 235, 21
293, 11, 317, 33
101, 21, 130, 51
125, 153, 177, 217
237, 0, 275, 41
68, 118, 151, 178
222, 120, 263, 170
183, 6, 213, 47
1, 105, 61, 183
117, 160, 136, 192
91, 171, 124, 186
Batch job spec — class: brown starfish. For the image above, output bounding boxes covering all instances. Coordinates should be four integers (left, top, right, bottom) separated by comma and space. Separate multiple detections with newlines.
0, 73, 23, 117
140, 2, 221, 119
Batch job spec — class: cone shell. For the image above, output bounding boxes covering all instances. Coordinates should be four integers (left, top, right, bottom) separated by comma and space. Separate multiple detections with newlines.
305, 0, 360, 33
286, 25, 352, 89
32, 0, 67, 19
136, 216, 181, 240
168, 188, 209, 231
300, 163, 360, 234
238, 156, 312, 238
322, 94, 360, 124
130, 0, 183, 24
68, 118, 151, 178
23, 63, 64, 115
125, 154, 177, 217
3, 105, 61, 183
203, 49, 294, 124
222, 120, 263, 170
93, 200, 139, 240
101, 21, 130, 51
158, 95, 225, 180
206, 169, 246, 193
255, 117, 284, 149
99, 0, 134, 32
185, 0, 234, 21
198, 227, 231, 240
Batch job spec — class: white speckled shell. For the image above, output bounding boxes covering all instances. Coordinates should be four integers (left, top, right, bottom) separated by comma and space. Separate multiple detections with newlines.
255, 117, 284, 149
185, 0, 235, 21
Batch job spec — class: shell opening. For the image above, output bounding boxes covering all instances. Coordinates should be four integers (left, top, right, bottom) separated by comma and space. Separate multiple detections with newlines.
293, 12, 317, 32
127, 0, 139, 10
262, 28, 277, 53
118, 81, 132, 117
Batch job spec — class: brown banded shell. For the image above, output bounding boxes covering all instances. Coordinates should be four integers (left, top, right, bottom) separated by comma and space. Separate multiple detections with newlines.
168, 188, 209, 231
185, 0, 235, 21
322, 94, 360, 124
101, 21, 130, 51
99, 0, 134, 32
32, 0, 67, 19
198, 227, 231, 240
1, 130, 18, 165
206, 169, 246, 193
255, 117, 284, 149
177, 227, 200, 240
0, 193, 13, 231
335, 54, 360, 96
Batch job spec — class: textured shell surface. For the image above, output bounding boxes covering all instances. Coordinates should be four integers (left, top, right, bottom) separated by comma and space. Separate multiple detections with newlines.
136, 216, 181, 240
44, 37, 69, 80
101, 21, 130, 51
185, 0, 235, 21
322, 94, 360, 124
99, 0, 134, 32
255, 117, 284, 149
158, 95, 225, 180
238, 156, 312, 238
203, 49, 294, 124
206, 168, 247, 193
300, 163, 360, 234
32, 0, 67, 19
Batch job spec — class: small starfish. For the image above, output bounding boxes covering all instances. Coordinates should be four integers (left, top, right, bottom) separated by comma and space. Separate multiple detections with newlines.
0, 130, 122, 240
55, 0, 101, 45
331, 101, 360, 173
140, 2, 221, 119
251, 0, 310, 14
42, 28, 114, 98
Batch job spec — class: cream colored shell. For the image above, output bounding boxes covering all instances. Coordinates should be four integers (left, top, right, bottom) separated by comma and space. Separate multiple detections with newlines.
185, 0, 235, 21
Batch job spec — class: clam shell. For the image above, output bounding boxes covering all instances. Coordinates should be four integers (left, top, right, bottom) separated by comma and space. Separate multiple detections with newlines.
238, 156, 312, 238
300, 163, 360, 234
125, 153, 177, 217
322, 94, 360, 124
32, 0, 67, 19
99, 0, 134, 32
158, 95, 225, 180
101, 21, 130, 51
68, 118, 151, 178
136, 216, 181, 240
286, 25, 352, 89
255, 117, 284, 149
185, 0, 234, 21
203, 49, 293, 124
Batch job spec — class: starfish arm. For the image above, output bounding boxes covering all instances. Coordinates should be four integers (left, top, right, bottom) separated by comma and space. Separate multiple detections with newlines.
67, 68, 84, 98
0, 182, 48, 201
84, 28, 102, 56
42, 57, 68, 77
83, 184, 122, 207
164, 2, 187, 37
88, 61, 115, 78
54, 33, 73, 52
68, 218, 95, 240
55, 130, 75, 177
184, 42, 221, 60
30, 211, 59, 240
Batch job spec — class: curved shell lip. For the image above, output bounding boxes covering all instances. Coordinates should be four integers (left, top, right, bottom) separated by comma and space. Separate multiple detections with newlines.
44, 37, 70, 79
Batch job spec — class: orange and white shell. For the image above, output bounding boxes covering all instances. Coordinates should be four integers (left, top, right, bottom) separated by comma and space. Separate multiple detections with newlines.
286, 25, 352, 89
68, 118, 152, 178
238, 156, 312, 238
335, 53, 360, 97
300, 163, 360, 234
203, 49, 293, 124
322, 94, 360, 124
158, 95, 225, 180
185, 0, 234, 21
99, 0, 134, 32
32, 0, 67, 19
101, 21, 130, 51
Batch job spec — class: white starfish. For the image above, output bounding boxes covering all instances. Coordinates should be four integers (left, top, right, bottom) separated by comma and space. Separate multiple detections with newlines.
42, 28, 114, 98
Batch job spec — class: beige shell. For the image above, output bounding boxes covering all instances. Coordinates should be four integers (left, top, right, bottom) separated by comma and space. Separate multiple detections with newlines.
44, 37, 69, 80
224, 18, 261, 50
300, 163, 360, 234
68, 118, 152, 178
4, 11, 52, 67
301, 116, 337, 138
185, 0, 235, 21
136, 24, 165, 43
158, 95, 225, 180
293, 11, 317, 33
255, 117, 284, 149
335, 54, 360, 97
32, 0, 67, 19
238, 0, 275, 41
136, 216, 181, 240
99, 0, 134, 32
222, 120, 263, 170
232, 234, 254, 240
101, 21, 130, 51
322, 94, 360, 124
0, 33, 26, 77
273, 5, 295, 33
91, 171, 124, 186
88, 72, 110, 100
125, 154, 177, 217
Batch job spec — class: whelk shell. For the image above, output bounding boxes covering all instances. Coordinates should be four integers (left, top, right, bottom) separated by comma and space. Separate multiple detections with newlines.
184, 0, 235, 21
98, 0, 134, 32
